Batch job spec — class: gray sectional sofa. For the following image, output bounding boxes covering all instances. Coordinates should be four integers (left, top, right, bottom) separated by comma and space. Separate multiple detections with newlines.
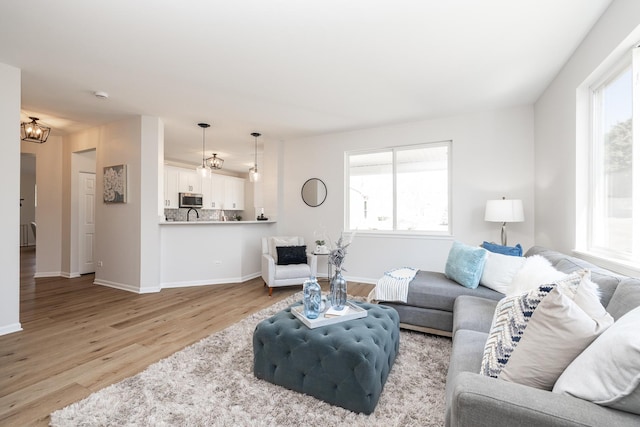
381, 246, 640, 426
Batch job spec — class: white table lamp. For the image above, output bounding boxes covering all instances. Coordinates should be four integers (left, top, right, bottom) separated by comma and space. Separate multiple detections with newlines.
485, 197, 524, 246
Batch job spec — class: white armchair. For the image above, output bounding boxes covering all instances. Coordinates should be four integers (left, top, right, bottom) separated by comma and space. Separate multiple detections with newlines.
261, 236, 318, 296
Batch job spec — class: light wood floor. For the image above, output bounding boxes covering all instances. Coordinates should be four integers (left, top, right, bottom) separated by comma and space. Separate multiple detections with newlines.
0, 247, 374, 426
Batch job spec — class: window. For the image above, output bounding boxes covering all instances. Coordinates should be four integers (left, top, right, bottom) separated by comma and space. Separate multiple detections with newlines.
346, 141, 451, 234
586, 46, 639, 264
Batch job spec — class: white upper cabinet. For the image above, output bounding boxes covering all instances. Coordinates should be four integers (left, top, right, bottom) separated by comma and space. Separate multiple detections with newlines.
164, 166, 180, 208
223, 176, 245, 211
178, 169, 201, 194
164, 165, 244, 211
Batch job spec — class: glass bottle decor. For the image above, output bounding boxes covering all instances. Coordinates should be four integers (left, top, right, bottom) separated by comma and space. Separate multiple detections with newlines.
303, 277, 322, 319
330, 270, 347, 310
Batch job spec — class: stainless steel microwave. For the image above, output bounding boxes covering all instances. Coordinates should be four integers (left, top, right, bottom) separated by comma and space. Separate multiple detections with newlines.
179, 192, 203, 208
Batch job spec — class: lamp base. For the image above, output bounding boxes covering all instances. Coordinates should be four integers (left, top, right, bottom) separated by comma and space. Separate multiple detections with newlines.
501, 223, 507, 246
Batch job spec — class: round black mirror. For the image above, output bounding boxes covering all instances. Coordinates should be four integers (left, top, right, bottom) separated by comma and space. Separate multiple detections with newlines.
301, 178, 327, 207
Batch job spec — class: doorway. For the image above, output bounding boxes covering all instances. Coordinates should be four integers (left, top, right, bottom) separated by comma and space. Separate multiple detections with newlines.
78, 172, 96, 274
71, 149, 97, 276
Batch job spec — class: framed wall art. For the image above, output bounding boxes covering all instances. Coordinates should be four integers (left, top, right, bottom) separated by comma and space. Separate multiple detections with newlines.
103, 164, 127, 203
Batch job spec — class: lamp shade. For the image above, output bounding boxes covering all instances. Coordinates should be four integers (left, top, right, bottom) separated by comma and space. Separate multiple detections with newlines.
485, 199, 524, 223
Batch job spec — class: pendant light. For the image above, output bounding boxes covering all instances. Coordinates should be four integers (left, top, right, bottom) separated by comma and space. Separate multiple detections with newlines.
196, 123, 211, 178
21, 116, 51, 143
249, 132, 260, 182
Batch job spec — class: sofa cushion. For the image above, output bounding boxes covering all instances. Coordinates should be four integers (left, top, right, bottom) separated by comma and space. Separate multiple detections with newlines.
405, 271, 503, 312
453, 296, 498, 336
480, 251, 525, 294
553, 306, 640, 415
274, 263, 312, 280
555, 258, 622, 307
607, 278, 640, 320
445, 241, 488, 289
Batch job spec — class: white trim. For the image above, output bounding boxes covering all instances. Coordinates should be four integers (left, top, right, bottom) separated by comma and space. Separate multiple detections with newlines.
345, 140, 452, 234
0, 323, 22, 336
34, 271, 66, 278
344, 231, 454, 240
572, 249, 640, 278
93, 278, 159, 294
161, 272, 262, 289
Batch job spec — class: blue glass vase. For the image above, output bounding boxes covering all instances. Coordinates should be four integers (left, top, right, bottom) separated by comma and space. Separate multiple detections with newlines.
303, 277, 322, 319
330, 271, 347, 310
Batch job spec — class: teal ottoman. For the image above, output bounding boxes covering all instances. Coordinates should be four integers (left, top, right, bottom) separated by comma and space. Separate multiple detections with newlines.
253, 301, 400, 414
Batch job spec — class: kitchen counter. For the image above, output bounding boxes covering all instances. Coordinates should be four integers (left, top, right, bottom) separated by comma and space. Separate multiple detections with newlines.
159, 220, 276, 288
160, 220, 276, 225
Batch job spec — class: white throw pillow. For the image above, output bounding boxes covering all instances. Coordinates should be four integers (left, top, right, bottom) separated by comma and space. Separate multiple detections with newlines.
553, 306, 640, 415
480, 251, 525, 294
481, 271, 614, 390
269, 236, 300, 262
507, 255, 567, 297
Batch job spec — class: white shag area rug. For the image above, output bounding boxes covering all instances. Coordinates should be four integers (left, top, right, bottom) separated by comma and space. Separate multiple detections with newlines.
50, 294, 452, 427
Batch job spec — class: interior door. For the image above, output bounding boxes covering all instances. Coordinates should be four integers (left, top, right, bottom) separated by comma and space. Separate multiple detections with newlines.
79, 172, 96, 274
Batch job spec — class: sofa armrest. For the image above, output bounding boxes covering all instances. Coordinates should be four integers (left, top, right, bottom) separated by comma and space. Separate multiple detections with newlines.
448, 372, 639, 427
261, 254, 275, 286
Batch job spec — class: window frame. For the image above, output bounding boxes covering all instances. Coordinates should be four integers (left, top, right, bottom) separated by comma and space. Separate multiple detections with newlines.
344, 140, 452, 237
577, 44, 640, 275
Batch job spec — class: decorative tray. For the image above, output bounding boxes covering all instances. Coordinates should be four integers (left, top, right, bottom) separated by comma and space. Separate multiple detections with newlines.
291, 301, 367, 329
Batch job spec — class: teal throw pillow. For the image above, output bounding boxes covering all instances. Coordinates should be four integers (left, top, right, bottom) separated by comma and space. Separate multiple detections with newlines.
445, 241, 488, 289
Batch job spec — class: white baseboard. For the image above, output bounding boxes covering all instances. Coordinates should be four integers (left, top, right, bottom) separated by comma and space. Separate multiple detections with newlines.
93, 279, 160, 294
34, 271, 63, 278
161, 272, 261, 289
0, 323, 22, 336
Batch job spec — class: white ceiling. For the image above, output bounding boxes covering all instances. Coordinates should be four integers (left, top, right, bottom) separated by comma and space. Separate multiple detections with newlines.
1, 0, 611, 173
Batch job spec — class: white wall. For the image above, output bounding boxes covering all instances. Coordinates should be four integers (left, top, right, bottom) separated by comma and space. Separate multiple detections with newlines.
0, 63, 21, 335
139, 116, 163, 292
534, 0, 640, 255
280, 106, 535, 283
20, 154, 36, 245
21, 136, 64, 277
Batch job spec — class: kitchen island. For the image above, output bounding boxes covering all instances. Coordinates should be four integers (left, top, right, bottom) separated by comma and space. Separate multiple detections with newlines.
159, 220, 276, 288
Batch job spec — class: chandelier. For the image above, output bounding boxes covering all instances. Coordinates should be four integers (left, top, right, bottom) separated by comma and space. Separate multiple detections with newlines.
207, 153, 224, 170
21, 117, 51, 143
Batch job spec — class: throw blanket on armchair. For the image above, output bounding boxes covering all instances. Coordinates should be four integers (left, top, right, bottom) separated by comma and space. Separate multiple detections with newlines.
373, 267, 418, 303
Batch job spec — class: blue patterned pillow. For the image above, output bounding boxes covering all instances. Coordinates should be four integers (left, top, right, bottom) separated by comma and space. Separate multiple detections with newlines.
482, 241, 523, 257
444, 241, 488, 289
480, 284, 555, 378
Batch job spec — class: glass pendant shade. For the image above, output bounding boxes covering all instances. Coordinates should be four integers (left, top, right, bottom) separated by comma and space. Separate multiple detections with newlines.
197, 163, 210, 178
249, 132, 260, 182
249, 167, 259, 182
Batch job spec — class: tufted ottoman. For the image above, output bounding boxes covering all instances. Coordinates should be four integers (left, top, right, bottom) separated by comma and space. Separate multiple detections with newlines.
253, 301, 400, 414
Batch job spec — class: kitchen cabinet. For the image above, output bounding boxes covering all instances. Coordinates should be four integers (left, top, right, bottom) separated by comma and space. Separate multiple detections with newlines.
164, 166, 180, 208
210, 174, 225, 209
201, 174, 212, 209
163, 165, 244, 211
202, 174, 229, 210
223, 176, 245, 210
178, 169, 201, 194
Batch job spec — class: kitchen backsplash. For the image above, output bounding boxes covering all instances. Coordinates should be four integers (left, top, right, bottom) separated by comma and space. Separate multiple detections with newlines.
164, 209, 243, 222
